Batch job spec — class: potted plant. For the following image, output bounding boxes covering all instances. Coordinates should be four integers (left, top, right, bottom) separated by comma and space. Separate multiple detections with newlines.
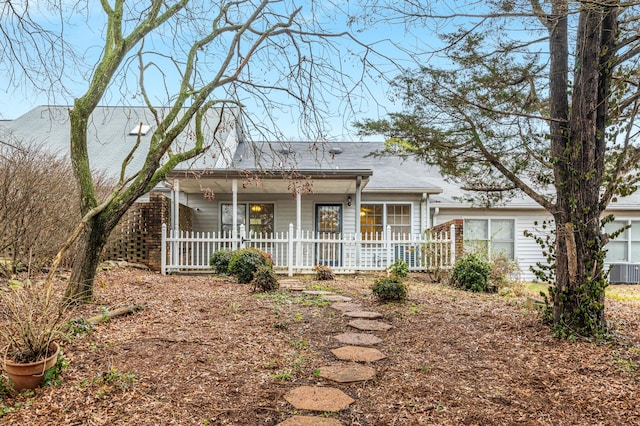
0, 279, 66, 390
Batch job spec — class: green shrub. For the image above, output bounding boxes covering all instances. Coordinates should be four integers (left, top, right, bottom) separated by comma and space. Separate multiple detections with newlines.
209, 249, 232, 274
371, 276, 407, 301
314, 264, 334, 281
388, 258, 409, 279
228, 248, 272, 284
450, 253, 493, 292
0, 374, 11, 396
252, 266, 279, 292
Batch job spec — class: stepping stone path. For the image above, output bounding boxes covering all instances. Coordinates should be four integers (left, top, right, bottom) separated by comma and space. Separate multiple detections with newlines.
333, 332, 383, 346
330, 302, 362, 312
331, 345, 387, 362
277, 415, 343, 426
284, 386, 354, 411
318, 364, 376, 383
320, 295, 352, 302
279, 279, 305, 291
279, 281, 393, 424
348, 319, 393, 331
343, 310, 382, 319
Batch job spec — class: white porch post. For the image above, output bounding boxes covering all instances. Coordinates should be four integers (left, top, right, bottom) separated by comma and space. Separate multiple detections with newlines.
386, 224, 393, 269
171, 179, 179, 268
421, 192, 429, 234
355, 176, 362, 267
161, 223, 167, 275
288, 223, 294, 277
232, 178, 238, 250
296, 189, 302, 270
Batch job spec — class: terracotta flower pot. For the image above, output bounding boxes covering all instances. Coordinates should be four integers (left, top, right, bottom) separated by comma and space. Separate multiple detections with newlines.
3, 342, 60, 390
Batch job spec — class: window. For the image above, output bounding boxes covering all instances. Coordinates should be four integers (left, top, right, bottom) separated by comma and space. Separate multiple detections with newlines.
360, 203, 411, 239
248, 204, 274, 235
604, 220, 640, 263
221, 203, 274, 235
464, 218, 515, 259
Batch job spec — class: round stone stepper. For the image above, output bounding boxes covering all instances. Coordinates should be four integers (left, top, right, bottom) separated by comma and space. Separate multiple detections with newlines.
277, 415, 343, 426
331, 302, 363, 312
284, 386, 354, 412
302, 290, 334, 296
343, 310, 382, 319
318, 363, 376, 383
331, 345, 387, 362
348, 319, 393, 331
321, 295, 353, 302
333, 332, 383, 346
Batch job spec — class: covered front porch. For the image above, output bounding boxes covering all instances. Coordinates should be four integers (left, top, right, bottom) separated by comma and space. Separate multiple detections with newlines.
161, 221, 457, 275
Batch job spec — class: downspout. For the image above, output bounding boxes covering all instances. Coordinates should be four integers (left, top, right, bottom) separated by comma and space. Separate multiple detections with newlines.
421, 192, 428, 235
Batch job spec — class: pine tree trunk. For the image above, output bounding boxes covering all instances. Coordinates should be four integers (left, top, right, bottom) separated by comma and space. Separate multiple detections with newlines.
547, 2, 612, 336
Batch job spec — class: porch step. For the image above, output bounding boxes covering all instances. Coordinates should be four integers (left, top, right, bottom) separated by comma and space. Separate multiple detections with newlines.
279, 279, 305, 291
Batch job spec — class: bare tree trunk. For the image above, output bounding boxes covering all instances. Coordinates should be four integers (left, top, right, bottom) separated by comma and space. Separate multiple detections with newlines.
64, 216, 110, 303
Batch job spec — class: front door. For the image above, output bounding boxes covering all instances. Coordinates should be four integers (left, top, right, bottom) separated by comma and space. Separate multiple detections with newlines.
315, 204, 342, 266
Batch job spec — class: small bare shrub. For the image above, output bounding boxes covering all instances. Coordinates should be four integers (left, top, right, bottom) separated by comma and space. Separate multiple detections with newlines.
0, 279, 67, 363
252, 266, 279, 292
314, 264, 334, 281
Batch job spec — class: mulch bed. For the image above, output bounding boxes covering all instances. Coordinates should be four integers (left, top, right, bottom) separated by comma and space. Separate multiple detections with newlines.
1, 268, 639, 425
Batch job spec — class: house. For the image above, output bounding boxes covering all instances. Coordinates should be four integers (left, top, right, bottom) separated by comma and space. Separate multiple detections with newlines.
2, 106, 640, 282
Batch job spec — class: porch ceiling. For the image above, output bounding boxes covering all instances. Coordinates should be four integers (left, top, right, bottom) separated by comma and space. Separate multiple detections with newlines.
174, 175, 368, 195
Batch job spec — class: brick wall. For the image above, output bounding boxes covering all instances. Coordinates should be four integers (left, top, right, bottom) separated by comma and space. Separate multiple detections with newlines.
102, 192, 193, 271
430, 219, 464, 259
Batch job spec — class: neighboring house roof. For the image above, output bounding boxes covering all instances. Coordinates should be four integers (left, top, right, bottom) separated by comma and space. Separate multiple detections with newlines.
0, 105, 240, 181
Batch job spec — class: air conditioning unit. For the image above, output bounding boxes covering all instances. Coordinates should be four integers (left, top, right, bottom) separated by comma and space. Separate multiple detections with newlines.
394, 245, 420, 268
609, 264, 640, 284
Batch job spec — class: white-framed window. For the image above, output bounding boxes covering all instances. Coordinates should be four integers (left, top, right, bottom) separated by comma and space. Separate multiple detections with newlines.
360, 203, 411, 239
604, 220, 640, 263
464, 218, 515, 260
221, 203, 274, 235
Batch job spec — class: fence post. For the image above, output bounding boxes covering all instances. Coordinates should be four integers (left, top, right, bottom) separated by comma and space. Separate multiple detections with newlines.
450, 223, 456, 265
240, 224, 246, 249
288, 223, 294, 277
161, 223, 167, 275
386, 225, 393, 269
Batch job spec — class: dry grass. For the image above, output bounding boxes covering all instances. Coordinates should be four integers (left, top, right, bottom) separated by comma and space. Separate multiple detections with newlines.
1, 268, 639, 425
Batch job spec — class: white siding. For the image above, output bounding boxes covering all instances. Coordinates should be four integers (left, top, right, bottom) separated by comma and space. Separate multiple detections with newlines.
435, 208, 553, 282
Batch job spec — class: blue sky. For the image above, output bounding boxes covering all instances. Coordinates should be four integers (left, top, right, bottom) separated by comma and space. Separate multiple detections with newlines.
0, 1, 427, 141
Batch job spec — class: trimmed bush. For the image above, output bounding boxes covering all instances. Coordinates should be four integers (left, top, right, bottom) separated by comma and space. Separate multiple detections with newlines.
371, 276, 407, 301
252, 265, 279, 292
228, 248, 272, 284
314, 264, 334, 281
450, 253, 493, 292
388, 258, 409, 280
209, 249, 232, 274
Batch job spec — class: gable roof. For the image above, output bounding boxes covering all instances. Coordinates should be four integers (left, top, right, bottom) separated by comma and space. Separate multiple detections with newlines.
0, 105, 240, 181
230, 141, 442, 194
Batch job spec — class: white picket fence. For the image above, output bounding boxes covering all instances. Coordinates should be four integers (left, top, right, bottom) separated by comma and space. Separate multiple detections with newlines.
161, 223, 456, 275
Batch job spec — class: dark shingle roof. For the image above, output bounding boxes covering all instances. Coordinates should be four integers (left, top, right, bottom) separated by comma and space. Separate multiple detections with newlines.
232, 141, 442, 193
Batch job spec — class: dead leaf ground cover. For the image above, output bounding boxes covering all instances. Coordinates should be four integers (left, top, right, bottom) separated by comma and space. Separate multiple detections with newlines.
1, 268, 640, 425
